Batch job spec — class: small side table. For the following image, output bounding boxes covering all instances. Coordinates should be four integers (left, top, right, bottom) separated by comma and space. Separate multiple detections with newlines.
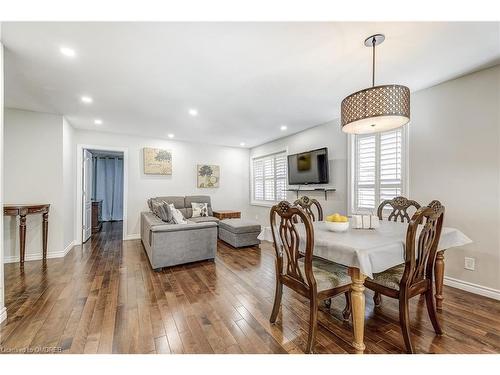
3, 204, 50, 266
213, 210, 241, 220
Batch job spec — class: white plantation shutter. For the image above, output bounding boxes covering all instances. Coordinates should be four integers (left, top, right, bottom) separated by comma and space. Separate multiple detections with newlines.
253, 159, 264, 201
355, 135, 376, 209
352, 127, 406, 213
275, 154, 287, 201
252, 151, 287, 203
380, 129, 403, 201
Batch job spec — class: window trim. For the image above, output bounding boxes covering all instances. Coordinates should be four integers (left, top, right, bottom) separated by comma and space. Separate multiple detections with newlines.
250, 149, 288, 207
347, 126, 410, 215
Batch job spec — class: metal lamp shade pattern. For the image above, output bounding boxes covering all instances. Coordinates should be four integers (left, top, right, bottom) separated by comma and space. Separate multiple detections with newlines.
341, 84, 410, 134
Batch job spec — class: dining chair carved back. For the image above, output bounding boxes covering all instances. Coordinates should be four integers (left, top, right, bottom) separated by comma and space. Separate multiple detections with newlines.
269, 201, 351, 353
293, 196, 324, 222
377, 196, 421, 223
364, 200, 445, 353
373, 196, 422, 306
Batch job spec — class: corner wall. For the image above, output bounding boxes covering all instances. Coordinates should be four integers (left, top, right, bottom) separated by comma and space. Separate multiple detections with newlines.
248, 119, 348, 226
3, 108, 74, 262
410, 65, 500, 292
63, 118, 76, 250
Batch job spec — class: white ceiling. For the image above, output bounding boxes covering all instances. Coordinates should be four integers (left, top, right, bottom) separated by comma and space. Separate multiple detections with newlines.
3, 22, 499, 148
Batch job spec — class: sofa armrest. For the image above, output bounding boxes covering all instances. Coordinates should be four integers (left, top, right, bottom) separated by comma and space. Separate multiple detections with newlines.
142, 211, 164, 229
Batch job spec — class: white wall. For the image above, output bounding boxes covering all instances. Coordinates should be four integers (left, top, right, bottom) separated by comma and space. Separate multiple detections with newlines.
248, 119, 347, 226
410, 65, 500, 291
0, 26, 7, 323
3, 108, 68, 262
63, 118, 76, 249
74, 130, 250, 239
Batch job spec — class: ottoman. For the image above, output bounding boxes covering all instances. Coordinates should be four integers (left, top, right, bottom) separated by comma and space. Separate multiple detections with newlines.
218, 219, 261, 248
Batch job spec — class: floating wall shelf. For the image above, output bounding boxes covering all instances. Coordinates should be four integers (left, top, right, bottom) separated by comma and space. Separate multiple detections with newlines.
285, 188, 336, 200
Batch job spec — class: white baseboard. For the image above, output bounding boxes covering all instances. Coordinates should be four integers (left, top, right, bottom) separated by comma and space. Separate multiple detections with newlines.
444, 276, 500, 301
125, 234, 140, 241
0, 307, 7, 324
3, 240, 76, 264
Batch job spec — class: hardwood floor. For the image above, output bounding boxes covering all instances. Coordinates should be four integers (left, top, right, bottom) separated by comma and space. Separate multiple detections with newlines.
1, 221, 499, 354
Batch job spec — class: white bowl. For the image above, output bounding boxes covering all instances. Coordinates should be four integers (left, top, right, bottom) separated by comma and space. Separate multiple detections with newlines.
324, 221, 350, 233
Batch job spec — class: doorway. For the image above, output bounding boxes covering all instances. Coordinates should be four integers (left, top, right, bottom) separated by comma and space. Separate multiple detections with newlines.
77, 145, 128, 244
82, 149, 125, 243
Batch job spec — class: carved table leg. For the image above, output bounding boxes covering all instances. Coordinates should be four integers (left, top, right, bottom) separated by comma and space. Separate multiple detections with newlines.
42, 212, 49, 261
19, 214, 27, 266
348, 267, 367, 353
435, 250, 445, 311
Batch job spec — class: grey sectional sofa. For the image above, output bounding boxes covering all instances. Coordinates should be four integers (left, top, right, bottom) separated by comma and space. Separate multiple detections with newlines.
141, 195, 219, 270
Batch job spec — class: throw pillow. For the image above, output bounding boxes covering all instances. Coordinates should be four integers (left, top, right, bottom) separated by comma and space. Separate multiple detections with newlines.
169, 203, 187, 224
191, 202, 209, 217
156, 202, 173, 222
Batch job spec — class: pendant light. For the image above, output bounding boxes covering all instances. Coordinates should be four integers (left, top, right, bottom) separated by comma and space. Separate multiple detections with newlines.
341, 34, 410, 134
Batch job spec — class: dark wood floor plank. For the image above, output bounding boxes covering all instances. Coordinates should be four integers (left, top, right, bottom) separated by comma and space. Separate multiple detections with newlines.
1, 221, 499, 354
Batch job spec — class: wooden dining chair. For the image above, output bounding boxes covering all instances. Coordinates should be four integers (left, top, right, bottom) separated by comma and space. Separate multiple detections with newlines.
293, 196, 324, 222
269, 201, 352, 353
374, 196, 421, 306
364, 200, 445, 353
377, 196, 421, 223
292, 196, 349, 311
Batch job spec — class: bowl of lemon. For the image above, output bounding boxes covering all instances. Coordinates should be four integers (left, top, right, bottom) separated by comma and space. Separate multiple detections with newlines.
325, 213, 350, 232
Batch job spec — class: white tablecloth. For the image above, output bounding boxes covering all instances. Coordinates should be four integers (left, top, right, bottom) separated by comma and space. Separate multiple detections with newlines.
258, 220, 472, 278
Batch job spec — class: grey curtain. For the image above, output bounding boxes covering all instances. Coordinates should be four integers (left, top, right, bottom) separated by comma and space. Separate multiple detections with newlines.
92, 156, 124, 221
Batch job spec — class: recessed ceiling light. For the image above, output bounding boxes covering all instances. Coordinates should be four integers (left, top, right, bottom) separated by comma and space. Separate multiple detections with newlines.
280, 125, 288, 131
94, 119, 103, 125
188, 109, 198, 117
81, 96, 93, 104
60, 46, 76, 58
167, 133, 175, 139
240, 142, 246, 147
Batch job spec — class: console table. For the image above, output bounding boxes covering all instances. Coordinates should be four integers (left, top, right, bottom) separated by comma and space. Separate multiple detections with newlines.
3, 204, 50, 266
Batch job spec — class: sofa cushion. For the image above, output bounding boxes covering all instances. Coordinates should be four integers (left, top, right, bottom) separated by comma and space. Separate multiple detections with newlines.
185, 195, 213, 216
189, 216, 220, 224
219, 219, 261, 234
149, 221, 217, 232
152, 196, 185, 210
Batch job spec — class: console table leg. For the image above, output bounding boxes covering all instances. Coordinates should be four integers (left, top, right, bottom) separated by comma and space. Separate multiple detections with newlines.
435, 250, 445, 311
42, 212, 49, 261
19, 215, 27, 266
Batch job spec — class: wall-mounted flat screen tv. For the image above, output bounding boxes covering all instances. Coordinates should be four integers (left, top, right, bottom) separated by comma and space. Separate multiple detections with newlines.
287, 147, 329, 185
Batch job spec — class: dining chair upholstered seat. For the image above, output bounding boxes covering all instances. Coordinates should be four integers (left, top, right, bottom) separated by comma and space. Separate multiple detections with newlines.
370, 264, 405, 291
298, 258, 351, 291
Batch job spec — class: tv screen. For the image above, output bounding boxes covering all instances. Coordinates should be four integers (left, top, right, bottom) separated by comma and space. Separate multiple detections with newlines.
287, 147, 329, 185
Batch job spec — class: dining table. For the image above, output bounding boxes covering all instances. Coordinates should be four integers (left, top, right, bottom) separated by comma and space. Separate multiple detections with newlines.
258, 219, 472, 353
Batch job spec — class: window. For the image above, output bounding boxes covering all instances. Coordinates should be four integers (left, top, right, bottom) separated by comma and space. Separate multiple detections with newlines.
350, 127, 407, 213
252, 151, 287, 205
